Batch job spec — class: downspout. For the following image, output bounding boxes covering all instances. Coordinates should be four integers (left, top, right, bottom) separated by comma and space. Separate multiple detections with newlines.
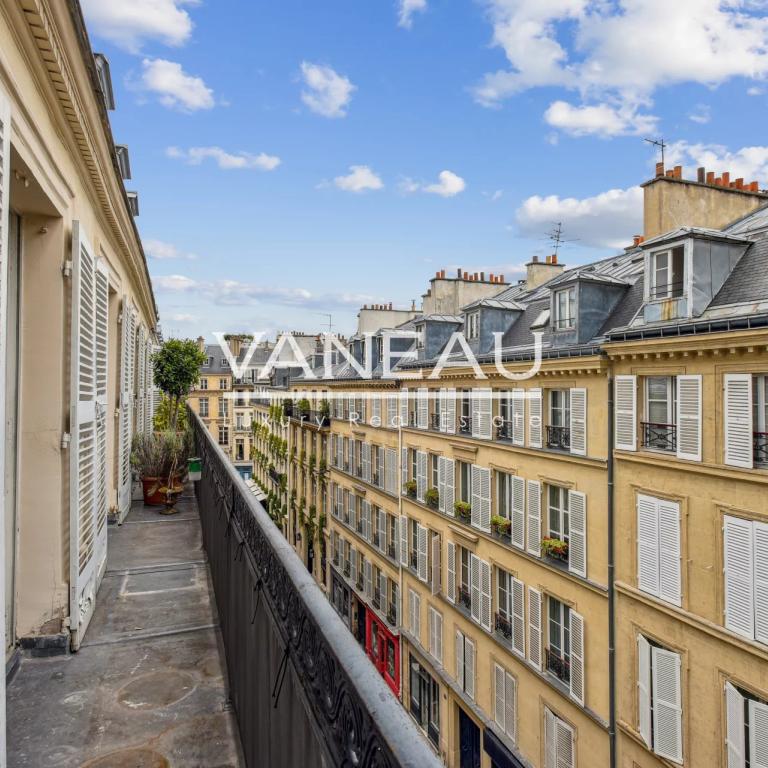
397, 402, 405, 707
608, 373, 616, 768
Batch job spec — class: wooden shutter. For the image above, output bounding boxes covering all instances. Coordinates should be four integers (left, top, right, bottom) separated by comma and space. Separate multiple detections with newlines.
724, 374, 753, 468
443, 457, 455, 516
438, 456, 446, 513
401, 446, 408, 490
512, 388, 525, 446
378, 508, 386, 552
676, 375, 702, 461
569, 610, 585, 705
416, 450, 427, 502
554, 717, 574, 768
527, 587, 542, 670
438, 388, 447, 432
480, 559, 492, 631
455, 630, 464, 686
511, 475, 525, 550
652, 646, 683, 763
371, 393, 381, 425
417, 387, 428, 429
465, 637, 475, 700
350, 549, 358, 583
379, 573, 388, 616
545, 710, 557, 768
470, 553, 481, 623
117, 295, 136, 518
362, 442, 371, 482
136, 325, 146, 435
749, 699, 768, 768
434, 609, 443, 662
385, 447, 397, 494
526, 480, 541, 556
471, 465, 482, 529
755, 522, 768, 645
445, 387, 456, 434
446, 541, 456, 603
378, 447, 385, 489
431, 534, 442, 595
725, 681, 745, 768
417, 524, 428, 581
511, 578, 525, 658
637, 635, 652, 748
399, 515, 409, 567
504, 672, 517, 741
658, 498, 681, 607
93, 259, 110, 577
364, 560, 372, 599
568, 490, 587, 578
637, 494, 661, 598
410, 589, 421, 638
724, 515, 755, 639
387, 394, 397, 428
400, 387, 409, 425
349, 493, 357, 530
471, 465, 491, 532
472, 388, 492, 439
569, 387, 587, 456
614, 375, 637, 451
528, 388, 542, 448
494, 663, 506, 731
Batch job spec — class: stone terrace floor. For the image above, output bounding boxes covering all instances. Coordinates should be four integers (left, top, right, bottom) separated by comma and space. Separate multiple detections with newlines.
6, 490, 245, 768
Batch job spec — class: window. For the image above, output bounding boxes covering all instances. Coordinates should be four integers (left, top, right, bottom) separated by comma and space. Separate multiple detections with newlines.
724, 681, 768, 768
459, 546, 471, 610
202, 356, 212, 368
409, 655, 440, 747
219, 397, 229, 418
544, 710, 574, 768
493, 663, 517, 742
637, 495, 681, 606
549, 389, 570, 434
219, 378, 228, 390
650, 245, 684, 299
643, 376, 677, 451
218, 426, 229, 446
430, 454, 438, 490
754, 375, 768, 466
408, 588, 421, 638
415, 325, 425, 350
553, 287, 575, 330
547, 485, 569, 543
199, 397, 209, 417
199, 378, 208, 390
427, 606, 443, 663
235, 439, 245, 461
547, 598, 571, 685
458, 460, 472, 504
637, 635, 683, 764
455, 630, 475, 699
466, 311, 479, 340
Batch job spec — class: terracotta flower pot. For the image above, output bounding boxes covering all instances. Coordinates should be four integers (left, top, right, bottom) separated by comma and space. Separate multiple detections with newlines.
142, 477, 165, 506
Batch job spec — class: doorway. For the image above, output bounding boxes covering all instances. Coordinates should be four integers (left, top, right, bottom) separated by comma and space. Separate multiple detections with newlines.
458, 706, 481, 768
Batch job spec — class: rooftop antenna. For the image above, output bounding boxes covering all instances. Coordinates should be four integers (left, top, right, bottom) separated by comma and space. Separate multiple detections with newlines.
316, 312, 334, 334
546, 222, 579, 257
644, 136, 667, 167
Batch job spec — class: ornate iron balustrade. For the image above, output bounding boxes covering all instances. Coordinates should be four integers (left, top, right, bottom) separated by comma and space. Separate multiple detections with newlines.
429, 413, 440, 430
545, 648, 571, 685
755, 432, 768, 465
190, 408, 441, 768
546, 425, 570, 450
496, 420, 513, 441
458, 416, 472, 435
494, 612, 513, 641
641, 421, 677, 452
387, 542, 397, 561
458, 586, 471, 611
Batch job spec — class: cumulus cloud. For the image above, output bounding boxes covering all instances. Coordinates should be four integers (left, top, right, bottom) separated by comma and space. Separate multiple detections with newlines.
398, 0, 427, 28
515, 186, 643, 250
166, 146, 281, 170
81, 0, 195, 52
688, 104, 711, 124
144, 238, 198, 260
401, 170, 466, 197
153, 274, 199, 292
168, 313, 198, 323
300, 62, 356, 118
139, 58, 214, 111
544, 100, 657, 137
665, 141, 768, 186
333, 165, 384, 193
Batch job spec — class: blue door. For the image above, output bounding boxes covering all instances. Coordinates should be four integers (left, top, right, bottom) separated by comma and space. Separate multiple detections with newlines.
459, 707, 480, 768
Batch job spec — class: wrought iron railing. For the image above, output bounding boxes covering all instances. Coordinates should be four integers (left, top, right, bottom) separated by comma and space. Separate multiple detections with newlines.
495, 612, 513, 641
190, 408, 441, 768
458, 417, 472, 435
546, 425, 570, 450
641, 421, 677, 452
755, 432, 768, 465
496, 420, 513, 441
289, 410, 331, 428
458, 586, 471, 611
545, 648, 571, 684
429, 413, 441, 430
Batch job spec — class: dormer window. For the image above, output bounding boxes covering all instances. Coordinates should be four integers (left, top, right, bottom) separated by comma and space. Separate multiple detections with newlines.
553, 288, 575, 330
649, 246, 684, 299
416, 325, 425, 350
466, 312, 479, 340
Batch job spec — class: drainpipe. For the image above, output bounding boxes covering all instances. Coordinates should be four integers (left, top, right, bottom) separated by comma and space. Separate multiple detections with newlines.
608, 375, 616, 768
397, 399, 405, 707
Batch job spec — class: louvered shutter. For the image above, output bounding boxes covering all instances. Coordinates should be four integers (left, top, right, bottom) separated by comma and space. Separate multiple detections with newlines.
480, 467, 491, 532
433, 609, 443, 662
417, 387, 428, 429
471, 464, 482, 528
349, 437, 357, 476
378, 508, 386, 552
445, 387, 456, 434
399, 515, 409, 567
400, 387, 409, 425
527, 587, 542, 670
377, 447, 385, 489
555, 717, 574, 768
379, 573, 388, 616
349, 494, 357, 530
724, 515, 755, 639
724, 374, 753, 468
749, 699, 768, 768
362, 442, 371, 482
725, 681, 745, 768
637, 494, 660, 597
371, 394, 381, 426
614, 375, 637, 451
504, 672, 516, 741
512, 389, 525, 446
364, 559, 373, 599
569, 387, 587, 456
494, 664, 506, 730
417, 524, 428, 582
652, 646, 683, 763
386, 447, 397, 494
362, 499, 371, 540
658, 499, 681, 607
387, 394, 397, 428
437, 456, 446, 513
545, 710, 557, 768
526, 480, 541, 556
637, 635, 652, 747
431, 534, 441, 595
569, 611, 585, 705
438, 388, 447, 432
446, 541, 456, 603
0, 100, 9, 671
472, 388, 492, 439
528, 388, 542, 448
416, 450, 427, 502
410, 589, 421, 637
676, 375, 702, 461
401, 446, 408, 490
117, 295, 136, 518
443, 458, 455, 516
511, 578, 525, 657
480, 559, 492, 631
336, 434, 343, 468
465, 637, 475, 700
93, 260, 110, 578
511, 475, 525, 550
470, 553, 481, 623
755, 522, 768, 644
455, 630, 464, 686
136, 325, 146, 435
568, 490, 587, 578
350, 548, 358, 583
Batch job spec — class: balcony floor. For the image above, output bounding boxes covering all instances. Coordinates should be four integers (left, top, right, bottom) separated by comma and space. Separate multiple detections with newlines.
6, 491, 244, 768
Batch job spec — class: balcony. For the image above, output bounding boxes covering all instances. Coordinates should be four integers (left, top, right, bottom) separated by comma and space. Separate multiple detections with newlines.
545, 648, 571, 685
458, 416, 472, 436
494, 611, 513, 642
458, 586, 471, 612
641, 421, 677, 452
755, 432, 768, 465
496, 420, 513, 441
546, 425, 570, 451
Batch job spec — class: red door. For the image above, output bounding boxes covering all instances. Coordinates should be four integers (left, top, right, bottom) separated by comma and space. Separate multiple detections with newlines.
365, 612, 400, 695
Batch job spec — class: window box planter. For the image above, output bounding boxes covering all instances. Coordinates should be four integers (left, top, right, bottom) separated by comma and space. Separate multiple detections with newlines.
541, 537, 569, 563
425, 488, 439, 509
491, 515, 511, 537
454, 501, 471, 523
404, 480, 417, 498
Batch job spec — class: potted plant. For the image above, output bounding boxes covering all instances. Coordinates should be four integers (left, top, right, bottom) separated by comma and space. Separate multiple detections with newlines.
283, 398, 294, 417
319, 399, 331, 419
541, 537, 569, 562
454, 500, 471, 522
298, 398, 311, 418
425, 487, 440, 509
491, 515, 511, 537
404, 479, 417, 498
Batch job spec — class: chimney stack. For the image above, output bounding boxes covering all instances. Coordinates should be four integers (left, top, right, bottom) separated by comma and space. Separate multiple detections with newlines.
197, 335, 205, 353
524, 255, 565, 290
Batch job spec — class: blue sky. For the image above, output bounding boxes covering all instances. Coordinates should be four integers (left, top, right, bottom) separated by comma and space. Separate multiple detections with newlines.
82, 0, 768, 338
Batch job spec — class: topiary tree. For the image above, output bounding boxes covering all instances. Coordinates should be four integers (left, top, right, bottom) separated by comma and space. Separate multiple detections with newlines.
152, 339, 207, 433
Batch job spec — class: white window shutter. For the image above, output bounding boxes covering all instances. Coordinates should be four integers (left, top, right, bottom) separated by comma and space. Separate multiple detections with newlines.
504, 672, 517, 741
416, 450, 427, 502
361, 499, 370, 540
386, 448, 397, 494
435, 610, 443, 662
724, 515, 755, 639
350, 549, 358, 583
417, 524, 428, 582
658, 499, 682, 607
438, 456, 446, 514
378, 448, 385, 489
446, 388, 457, 434
362, 442, 371, 482
511, 578, 525, 658
443, 458, 455, 516
527, 587, 542, 670
512, 389, 525, 446
471, 464, 482, 529
615, 375, 637, 451
511, 475, 525, 550
528, 388, 542, 448
400, 387, 409, 426
676, 375, 702, 461
526, 480, 541, 556
568, 490, 587, 578
724, 374, 753, 468
472, 388, 492, 439
437, 388, 446, 432
494, 663, 506, 731
569, 610, 585, 705
364, 560, 372, 599
749, 699, 768, 768
637, 494, 661, 598
379, 573, 388, 616
465, 638, 475, 700
754, 522, 768, 645
387, 395, 397, 428
470, 553, 481, 624
417, 387, 429, 429
554, 718, 575, 768
399, 515, 409, 567
371, 394, 381, 425
652, 646, 683, 764
446, 541, 456, 603
480, 559, 492, 631
569, 387, 587, 456
349, 495, 357, 530
725, 681, 745, 768
545, 710, 557, 768
637, 635, 652, 748
479, 467, 491, 532
401, 446, 408, 489
378, 508, 386, 552
455, 630, 464, 686
431, 534, 442, 595
118, 295, 136, 517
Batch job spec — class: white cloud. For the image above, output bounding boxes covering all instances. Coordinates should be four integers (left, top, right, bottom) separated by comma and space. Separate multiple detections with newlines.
688, 104, 711, 124
483, 189, 504, 202
140, 58, 214, 111
144, 238, 198, 260
515, 186, 643, 250
748, 86, 764, 96
400, 170, 466, 197
166, 146, 281, 170
81, 0, 195, 52
300, 62, 356, 118
398, 0, 427, 28
168, 313, 198, 323
665, 141, 768, 185
153, 274, 199, 292
544, 100, 657, 137
333, 165, 384, 193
